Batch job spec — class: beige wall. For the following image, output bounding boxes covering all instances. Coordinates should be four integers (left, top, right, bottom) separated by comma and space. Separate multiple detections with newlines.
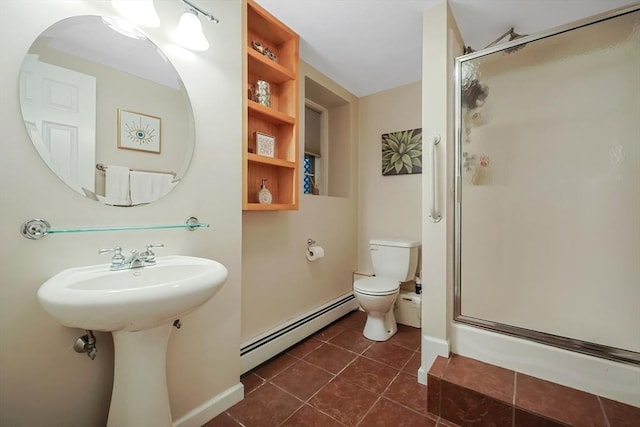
420, 0, 464, 376
327, 103, 352, 198
0, 1, 242, 426
357, 81, 423, 273
459, 16, 640, 352
241, 61, 359, 341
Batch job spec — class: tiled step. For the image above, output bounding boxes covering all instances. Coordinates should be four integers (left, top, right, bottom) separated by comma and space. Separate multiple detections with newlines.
427, 354, 639, 427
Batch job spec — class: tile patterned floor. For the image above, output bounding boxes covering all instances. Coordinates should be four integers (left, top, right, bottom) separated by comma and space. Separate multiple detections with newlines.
428, 354, 640, 427
204, 311, 640, 427
204, 310, 452, 427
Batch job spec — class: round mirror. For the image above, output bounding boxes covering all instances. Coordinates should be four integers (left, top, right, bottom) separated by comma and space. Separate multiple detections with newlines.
19, 15, 195, 206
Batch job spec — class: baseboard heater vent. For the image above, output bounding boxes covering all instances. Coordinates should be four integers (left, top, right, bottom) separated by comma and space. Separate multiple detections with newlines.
240, 292, 359, 373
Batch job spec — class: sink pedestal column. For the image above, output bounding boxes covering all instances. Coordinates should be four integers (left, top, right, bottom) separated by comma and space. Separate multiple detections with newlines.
107, 323, 173, 427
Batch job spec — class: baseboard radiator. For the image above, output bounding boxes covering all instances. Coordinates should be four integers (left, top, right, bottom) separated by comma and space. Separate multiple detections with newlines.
240, 292, 359, 373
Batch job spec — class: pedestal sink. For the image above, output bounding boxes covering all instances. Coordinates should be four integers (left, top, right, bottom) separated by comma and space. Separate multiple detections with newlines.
37, 255, 228, 427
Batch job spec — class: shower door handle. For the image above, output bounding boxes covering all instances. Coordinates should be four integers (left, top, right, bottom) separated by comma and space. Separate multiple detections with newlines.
428, 135, 442, 223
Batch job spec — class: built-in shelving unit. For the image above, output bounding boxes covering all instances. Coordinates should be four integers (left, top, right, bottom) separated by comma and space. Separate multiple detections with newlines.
243, 0, 299, 211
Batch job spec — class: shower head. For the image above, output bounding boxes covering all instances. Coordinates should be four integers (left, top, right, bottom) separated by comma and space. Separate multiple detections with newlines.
507, 28, 527, 41
465, 27, 528, 55
488, 27, 528, 54
504, 28, 527, 54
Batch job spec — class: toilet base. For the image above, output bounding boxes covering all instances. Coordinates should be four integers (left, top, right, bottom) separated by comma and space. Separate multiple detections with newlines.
363, 310, 398, 341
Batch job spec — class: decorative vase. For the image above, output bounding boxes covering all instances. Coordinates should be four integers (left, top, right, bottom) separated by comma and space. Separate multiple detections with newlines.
253, 80, 271, 107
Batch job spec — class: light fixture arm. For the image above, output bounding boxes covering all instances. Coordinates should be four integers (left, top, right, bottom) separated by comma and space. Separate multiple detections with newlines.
180, 0, 219, 23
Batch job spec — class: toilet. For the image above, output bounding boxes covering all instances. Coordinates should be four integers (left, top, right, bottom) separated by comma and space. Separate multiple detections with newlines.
354, 239, 420, 341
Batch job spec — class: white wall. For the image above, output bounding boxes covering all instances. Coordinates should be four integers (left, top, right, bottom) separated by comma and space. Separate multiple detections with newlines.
0, 1, 243, 425
357, 81, 423, 273
241, 61, 359, 342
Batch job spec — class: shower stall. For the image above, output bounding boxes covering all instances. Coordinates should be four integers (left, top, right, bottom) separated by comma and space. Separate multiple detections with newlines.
453, 2, 640, 376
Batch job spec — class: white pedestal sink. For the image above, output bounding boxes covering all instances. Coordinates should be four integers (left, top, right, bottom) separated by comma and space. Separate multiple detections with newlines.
37, 255, 228, 427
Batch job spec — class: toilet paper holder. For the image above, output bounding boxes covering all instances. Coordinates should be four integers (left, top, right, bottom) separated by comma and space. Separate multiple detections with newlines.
306, 238, 325, 261
307, 238, 317, 256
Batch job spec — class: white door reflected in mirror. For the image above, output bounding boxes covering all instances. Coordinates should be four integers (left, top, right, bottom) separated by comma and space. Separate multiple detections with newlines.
21, 54, 97, 195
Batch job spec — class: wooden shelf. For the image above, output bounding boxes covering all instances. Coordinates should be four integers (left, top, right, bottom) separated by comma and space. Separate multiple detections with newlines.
248, 49, 295, 83
248, 100, 295, 126
244, 203, 297, 211
246, 2, 295, 46
243, 0, 299, 211
247, 153, 295, 169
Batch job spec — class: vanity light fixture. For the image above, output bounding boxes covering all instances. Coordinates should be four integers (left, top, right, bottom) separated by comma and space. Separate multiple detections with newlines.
172, 0, 219, 52
111, 0, 161, 28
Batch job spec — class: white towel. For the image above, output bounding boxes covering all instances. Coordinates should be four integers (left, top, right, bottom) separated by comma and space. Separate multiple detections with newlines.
129, 171, 174, 205
104, 165, 131, 206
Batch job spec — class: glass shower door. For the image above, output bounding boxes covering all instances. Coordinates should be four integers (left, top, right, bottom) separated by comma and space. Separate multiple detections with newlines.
454, 6, 640, 364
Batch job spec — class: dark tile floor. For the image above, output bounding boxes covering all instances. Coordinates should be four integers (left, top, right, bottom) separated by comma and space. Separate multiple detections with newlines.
204, 310, 640, 427
428, 354, 640, 427
204, 310, 453, 427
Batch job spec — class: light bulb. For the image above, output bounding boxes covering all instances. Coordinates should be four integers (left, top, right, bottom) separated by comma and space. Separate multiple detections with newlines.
173, 9, 210, 51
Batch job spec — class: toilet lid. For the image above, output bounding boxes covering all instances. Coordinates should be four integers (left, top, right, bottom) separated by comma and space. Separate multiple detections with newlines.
354, 277, 400, 296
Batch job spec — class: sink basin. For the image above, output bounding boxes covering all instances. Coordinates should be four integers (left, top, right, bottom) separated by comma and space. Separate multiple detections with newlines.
38, 255, 228, 427
38, 255, 228, 332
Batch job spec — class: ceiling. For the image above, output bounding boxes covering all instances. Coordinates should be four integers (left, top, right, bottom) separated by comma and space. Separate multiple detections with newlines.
254, 0, 639, 97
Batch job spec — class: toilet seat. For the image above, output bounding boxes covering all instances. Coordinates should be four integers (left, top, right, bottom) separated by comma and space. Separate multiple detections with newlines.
354, 277, 400, 296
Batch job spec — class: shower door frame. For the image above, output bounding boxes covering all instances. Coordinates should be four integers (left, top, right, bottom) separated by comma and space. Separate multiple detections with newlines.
453, 4, 640, 366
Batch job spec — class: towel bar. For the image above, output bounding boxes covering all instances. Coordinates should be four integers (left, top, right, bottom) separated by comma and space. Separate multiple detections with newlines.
96, 163, 177, 178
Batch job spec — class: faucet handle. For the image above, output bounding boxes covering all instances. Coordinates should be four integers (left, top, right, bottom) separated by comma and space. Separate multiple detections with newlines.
99, 247, 125, 265
145, 243, 164, 255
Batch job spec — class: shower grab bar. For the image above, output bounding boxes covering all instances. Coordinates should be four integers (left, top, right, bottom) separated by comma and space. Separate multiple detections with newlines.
428, 135, 442, 223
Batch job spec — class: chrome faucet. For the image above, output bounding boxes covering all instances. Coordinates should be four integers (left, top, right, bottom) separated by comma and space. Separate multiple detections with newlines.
99, 244, 164, 271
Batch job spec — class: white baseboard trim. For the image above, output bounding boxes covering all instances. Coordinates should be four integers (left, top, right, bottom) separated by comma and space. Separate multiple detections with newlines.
172, 382, 244, 427
418, 334, 450, 385
241, 292, 359, 373
417, 366, 428, 384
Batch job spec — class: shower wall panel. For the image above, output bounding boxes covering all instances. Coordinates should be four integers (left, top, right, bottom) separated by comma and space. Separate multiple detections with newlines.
457, 10, 640, 355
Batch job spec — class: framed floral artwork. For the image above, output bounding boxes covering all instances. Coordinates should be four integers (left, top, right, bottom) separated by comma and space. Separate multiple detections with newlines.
381, 128, 422, 175
118, 109, 161, 154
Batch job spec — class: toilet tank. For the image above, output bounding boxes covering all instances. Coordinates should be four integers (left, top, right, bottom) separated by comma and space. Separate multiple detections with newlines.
369, 239, 420, 281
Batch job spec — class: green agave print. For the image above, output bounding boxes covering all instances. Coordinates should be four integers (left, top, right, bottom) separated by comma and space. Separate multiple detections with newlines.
381, 128, 422, 175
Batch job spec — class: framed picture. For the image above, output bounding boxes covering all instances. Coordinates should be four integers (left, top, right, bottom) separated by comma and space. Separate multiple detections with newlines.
255, 132, 275, 158
118, 109, 161, 154
381, 128, 422, 176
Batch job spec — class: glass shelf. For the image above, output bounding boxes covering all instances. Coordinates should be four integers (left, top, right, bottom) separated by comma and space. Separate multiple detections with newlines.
20, 217, 208, 240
